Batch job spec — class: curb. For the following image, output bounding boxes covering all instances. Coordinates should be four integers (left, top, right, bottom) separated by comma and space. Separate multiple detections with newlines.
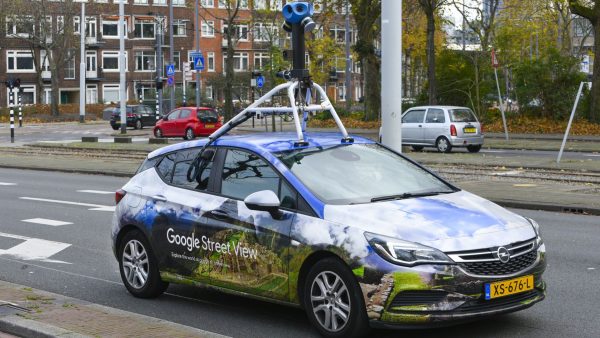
0, 315, 87, 338
492, 200, 600, 216
0, 164, 134, 178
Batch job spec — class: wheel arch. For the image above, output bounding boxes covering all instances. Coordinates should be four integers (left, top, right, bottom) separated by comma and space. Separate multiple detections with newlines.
115, 224, 150, 258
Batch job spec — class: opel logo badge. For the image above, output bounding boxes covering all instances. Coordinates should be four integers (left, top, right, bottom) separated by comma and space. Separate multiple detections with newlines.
497, 247, 510, 263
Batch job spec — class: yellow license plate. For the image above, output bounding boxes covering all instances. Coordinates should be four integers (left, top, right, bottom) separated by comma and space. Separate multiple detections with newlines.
464, 127, 476, 133
485, 275, 534, 300
205, 124, 215, 128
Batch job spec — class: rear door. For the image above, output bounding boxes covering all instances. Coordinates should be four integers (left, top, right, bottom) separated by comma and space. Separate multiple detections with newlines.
401, 109, 426, 143
141, 106, 154, 126
176, 109, 192, 136
424, 108, 447, 145
203, 148, 295, 301
197, 109, 219, 135
449, 108, 481, 138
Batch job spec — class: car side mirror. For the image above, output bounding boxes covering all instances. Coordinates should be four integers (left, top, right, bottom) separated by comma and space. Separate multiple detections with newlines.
162, 115, 168, 121
244, 190, 282, 219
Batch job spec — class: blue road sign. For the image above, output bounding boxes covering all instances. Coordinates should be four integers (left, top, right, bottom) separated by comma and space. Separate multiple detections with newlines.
167, 76, 174, 86
191, 53, 205, 71
166, 64, 175, 77
256, 75, 265, 88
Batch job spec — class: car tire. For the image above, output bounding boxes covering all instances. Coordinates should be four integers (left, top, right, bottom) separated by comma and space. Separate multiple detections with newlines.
411, 145, 424, 152
436, 137, 452, 153
154, 128, 163, 138
303, 257, 370, 338
118, 229, 168, 298
135, 120, 143, 130
111, 125, 119, 131
467, 145, 482, 153
184, 128, 195, 140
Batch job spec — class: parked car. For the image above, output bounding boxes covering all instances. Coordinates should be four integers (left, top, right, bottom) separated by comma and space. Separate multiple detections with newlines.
394, 106, 484, 153
108, 105, 158, 130
111, 133, 546, 337
153, 107, 223, 140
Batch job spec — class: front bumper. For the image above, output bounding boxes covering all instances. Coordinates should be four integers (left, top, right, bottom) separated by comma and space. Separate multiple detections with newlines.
449, 135, 484, 147
359, 245, 546, 327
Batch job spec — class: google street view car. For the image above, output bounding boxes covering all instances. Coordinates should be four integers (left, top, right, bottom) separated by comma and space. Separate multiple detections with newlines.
111, 2, 545, 337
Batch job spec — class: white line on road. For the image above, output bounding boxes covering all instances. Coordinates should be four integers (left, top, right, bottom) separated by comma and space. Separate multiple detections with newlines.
0, 182, 17, 186
0, 232, 71, 264
22, 218, 73, 227
585, 154, 600, 157
77, 189, 114, 195
19, 197, 115, 212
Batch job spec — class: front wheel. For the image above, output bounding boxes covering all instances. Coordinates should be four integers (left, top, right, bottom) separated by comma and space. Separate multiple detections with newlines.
184, 128, 195, 140
303, 257, 370, 338
135, 119, 143, 130
154, 128, 163, 138
467, 145, 482, 153
436, 137, 452, 153
118, 230, 168, 298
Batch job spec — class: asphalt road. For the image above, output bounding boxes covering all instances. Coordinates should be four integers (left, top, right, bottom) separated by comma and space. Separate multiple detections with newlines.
0, 168, 599, 337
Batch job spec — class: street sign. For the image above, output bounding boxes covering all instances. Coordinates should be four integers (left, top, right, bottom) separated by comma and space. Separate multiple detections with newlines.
166, 63, 175, 77
183, 61, 191, 72
491, 49, 499, 68
185, 73, 193, 81
581, 55, 590, 74
191, 53, 205, 71
256, 75, 265, 89
167, 76, 174, 87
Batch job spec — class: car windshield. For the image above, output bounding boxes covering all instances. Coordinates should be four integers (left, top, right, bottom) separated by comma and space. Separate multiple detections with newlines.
449, 109, 477, 122
277, 144, 456, 205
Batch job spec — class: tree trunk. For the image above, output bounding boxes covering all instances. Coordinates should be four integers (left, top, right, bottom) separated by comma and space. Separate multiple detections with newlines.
50, 66, 60, 116
426, 12, 437, 104
224, 31, 235, 121
364, 54, 380, 121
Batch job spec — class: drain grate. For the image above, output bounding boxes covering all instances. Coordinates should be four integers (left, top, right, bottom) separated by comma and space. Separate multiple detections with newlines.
0, 302, 30, 316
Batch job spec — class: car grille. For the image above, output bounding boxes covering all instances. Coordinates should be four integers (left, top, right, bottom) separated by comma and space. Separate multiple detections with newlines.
454, 290, 541, 313
447, 238, 538, 276
389, 290, 449, 307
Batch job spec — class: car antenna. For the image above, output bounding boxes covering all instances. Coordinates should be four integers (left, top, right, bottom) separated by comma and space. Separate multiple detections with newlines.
188, 2, 353, 182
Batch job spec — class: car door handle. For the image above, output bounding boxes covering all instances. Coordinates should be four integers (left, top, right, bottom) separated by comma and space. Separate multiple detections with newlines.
418, 125, 422, 127
209, 210, 229, 220
152, 195, 167, 202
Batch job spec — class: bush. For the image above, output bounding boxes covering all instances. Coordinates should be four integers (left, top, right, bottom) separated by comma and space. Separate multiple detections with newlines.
0, 103, 107, 123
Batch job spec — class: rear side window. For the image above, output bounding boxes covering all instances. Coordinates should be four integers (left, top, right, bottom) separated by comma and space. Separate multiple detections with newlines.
136, 156, 160, 174
426, 109, 445, 123
171, 150, 215, 191
450, 109, 477, 122
402, 110, 425, 123
180, 109, 191, 119
156, 153, 176, 181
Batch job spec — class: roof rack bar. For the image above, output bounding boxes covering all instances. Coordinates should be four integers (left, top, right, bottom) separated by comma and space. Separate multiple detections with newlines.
313, 83, 350, 140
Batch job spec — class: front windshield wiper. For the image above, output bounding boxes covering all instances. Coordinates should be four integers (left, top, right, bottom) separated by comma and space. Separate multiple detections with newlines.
370, 191, 452, 203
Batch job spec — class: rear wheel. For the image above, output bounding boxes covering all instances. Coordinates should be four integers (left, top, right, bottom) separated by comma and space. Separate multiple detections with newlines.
303, 257, 369, 338
467, 145, 482, 153
154, 128, 163, 138
184, 128, 195, 140
111, 125, 119, 131
411, 145, 424, 152
436, 137, 452, 153
135, 119, 143, 130
118, 230, 168, 298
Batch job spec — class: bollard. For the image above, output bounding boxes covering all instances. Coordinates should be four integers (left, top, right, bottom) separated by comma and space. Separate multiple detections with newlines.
18, 90, 23, 127
9, 89, 15, 143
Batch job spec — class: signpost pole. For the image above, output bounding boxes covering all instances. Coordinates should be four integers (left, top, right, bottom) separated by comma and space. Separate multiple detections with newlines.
195, 0, 201, 109
492, 49, 509, 140
558, 81, 585, 164
9, 86, 14, 143
119, 0, 126, 134
18, 88, 23, 127
168, 0, 175, 112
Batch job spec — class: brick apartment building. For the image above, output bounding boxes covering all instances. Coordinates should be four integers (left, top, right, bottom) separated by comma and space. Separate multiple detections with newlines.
0, 0, 362, 111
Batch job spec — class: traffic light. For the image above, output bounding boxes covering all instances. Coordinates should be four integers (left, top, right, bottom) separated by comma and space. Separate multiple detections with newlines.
5, 79, 14, 90
14, 78, 21, 88
156, 77, 166, 90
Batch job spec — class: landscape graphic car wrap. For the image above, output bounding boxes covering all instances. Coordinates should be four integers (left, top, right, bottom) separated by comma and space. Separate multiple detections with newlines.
113, 163, 546, 325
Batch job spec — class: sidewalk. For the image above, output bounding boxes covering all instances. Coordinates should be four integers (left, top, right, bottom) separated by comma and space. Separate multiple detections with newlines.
0, 280, 227, 338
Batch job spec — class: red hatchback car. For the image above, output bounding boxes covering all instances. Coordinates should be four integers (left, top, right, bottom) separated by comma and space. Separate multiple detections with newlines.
153, 107, 223, 140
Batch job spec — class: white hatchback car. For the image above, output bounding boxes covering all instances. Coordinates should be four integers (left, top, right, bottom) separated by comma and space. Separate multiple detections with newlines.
400, 106, 484, 153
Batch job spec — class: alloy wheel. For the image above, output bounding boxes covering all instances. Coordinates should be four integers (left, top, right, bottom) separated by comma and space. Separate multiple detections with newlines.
121, 239, 149, 289
310, 271, 351, 332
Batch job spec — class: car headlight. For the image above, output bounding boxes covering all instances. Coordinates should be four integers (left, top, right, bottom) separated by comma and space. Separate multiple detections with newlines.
525, 217, 543, 247
364, 232, 454, 266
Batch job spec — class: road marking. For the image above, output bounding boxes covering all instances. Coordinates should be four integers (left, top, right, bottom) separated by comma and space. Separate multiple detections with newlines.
0, 182, 17, 186
513, 184, 538, 187
586, 154, 600, 157
0, 232, 71, 264
77, 189, 114, 195
492, 170, 523, 176
19, 197, 115, 212
22, 218, 73, 227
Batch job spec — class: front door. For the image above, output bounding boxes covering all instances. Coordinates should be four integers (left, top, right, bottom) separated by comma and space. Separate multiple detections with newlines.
203, 148, 294, 301
424, 108, 446, 145
401, 109, 426, 143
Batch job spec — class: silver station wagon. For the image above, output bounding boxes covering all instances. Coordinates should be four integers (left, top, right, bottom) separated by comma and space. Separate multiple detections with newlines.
401, 106, 484, 153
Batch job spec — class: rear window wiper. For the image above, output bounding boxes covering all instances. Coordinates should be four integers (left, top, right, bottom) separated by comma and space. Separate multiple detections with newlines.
370, 191, 452, 203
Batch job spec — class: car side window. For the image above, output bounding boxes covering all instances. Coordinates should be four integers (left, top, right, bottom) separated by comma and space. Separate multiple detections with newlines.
402, 110, 425, 123
220, 149, 280, 201
179, 109, 191, 119
168, 110, 180, 121
425, 109, 445, 123
171, 149, 215, 191
156, 153, 176, 181
280, 181, 297, 210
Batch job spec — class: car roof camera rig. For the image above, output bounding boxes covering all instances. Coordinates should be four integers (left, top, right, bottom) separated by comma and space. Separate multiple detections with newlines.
187, 2, 353, 182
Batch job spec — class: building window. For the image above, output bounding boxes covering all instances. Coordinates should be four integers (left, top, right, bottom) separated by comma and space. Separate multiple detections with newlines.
65, 52, 76, 79
134, 20, 155, 39
574, 18, 592, 37
103, 51, 128, 72
330, 25, 347, 44
173, 20, 187, 36
254, 0, 266, 10
103, 84, 125, 104
253, 23, 277, 41
135, 51, 156, 71
6, 16, 34, 38
239, 0, 248, 9
6, 51, 35, 72
74, 16, 81, 34
235, 24, 249, 41
85, 17, 97, 38
223, 52, 249, 72
6, 85, 36, 106
102, 20, 127, 39
171, 51, 181, 71
207, 52, 215, 71
270, 0, 283, 10
338, 84, 346, 101
40, 51, 51, 72
205, 85, 214, 100
173, 0, 186, 5
254, 52, 269, 70
202, 20, 215, 37
218, 0, 227, 8
201, 0, 214, 7
154, 0, 167, 5
134, 0, 149, 4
